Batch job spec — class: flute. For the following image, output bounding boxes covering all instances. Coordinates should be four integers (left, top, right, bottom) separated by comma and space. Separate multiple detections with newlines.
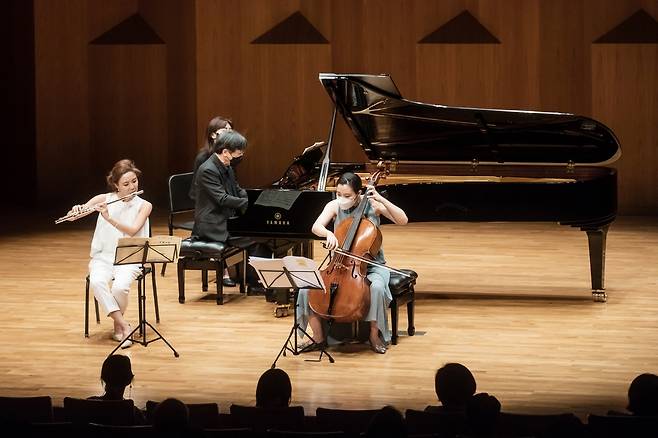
55, 190, 144, 224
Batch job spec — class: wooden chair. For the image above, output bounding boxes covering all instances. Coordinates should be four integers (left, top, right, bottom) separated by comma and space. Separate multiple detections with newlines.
389, 269, 417, 345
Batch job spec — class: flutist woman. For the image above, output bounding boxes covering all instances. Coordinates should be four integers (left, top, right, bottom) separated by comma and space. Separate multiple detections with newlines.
67, 159, 152, 348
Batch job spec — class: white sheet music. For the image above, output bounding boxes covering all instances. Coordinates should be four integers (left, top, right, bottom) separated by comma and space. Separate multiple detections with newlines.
248, 256, 325, 291
115, 235, 182, 265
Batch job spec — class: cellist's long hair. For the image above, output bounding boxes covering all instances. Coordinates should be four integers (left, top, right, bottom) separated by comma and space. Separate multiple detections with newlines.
337, 172, 362, 194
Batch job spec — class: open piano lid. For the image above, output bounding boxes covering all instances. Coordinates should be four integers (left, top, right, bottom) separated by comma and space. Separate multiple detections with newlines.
319, 73, 621, 166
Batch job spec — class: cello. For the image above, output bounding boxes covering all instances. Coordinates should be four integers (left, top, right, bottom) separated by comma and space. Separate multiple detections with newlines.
308, 170, 388, 323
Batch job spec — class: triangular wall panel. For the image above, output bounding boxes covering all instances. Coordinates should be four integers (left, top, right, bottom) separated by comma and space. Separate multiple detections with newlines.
594, 9, 658, 43
252, 11, 328, 44
419, 10, 500, 44
90, 14, 164, 45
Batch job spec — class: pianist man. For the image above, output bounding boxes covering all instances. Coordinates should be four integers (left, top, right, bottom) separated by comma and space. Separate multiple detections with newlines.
191, 129, 266, 293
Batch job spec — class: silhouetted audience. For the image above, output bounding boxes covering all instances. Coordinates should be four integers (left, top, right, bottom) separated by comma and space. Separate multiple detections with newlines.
256, 368, 292, 408
88, 354, 145, 424
365, 405, 407, 437
426, 362, 477, 413
626, 373, 658, 416
152, 398, 203, 437
462, 393, 501, 438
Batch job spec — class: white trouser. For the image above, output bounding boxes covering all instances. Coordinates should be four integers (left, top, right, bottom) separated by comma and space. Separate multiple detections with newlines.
89, 258, 142, 316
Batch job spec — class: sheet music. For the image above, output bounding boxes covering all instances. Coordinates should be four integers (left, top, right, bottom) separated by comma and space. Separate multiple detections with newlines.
253, 190, 302, 210
115, 235, 182, 265
248, 256, 325, 291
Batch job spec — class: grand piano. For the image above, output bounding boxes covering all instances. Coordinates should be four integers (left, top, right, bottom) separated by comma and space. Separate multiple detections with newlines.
229, 73, 621, 302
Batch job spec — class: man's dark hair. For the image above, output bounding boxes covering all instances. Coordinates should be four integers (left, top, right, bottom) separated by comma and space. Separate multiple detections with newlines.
212, 130, 247, 154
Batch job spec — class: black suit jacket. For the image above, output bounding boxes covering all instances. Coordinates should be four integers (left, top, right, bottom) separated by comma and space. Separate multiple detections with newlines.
192, 154, 248, 243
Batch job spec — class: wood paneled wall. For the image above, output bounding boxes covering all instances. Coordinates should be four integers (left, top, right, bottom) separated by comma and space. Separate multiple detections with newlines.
30, 0, 658, 213
32, 0, 195, 206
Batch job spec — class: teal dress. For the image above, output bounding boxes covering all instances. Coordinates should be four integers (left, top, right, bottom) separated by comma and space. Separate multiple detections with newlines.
296, 201, 393, 344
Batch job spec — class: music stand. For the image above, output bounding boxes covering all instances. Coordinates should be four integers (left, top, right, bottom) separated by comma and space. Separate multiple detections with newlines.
250, 257, 334, 367
110, 237, 180, 357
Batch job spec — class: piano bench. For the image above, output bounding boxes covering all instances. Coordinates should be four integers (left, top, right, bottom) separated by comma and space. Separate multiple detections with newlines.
177, 238, 247, 305
389, 269, 418, 345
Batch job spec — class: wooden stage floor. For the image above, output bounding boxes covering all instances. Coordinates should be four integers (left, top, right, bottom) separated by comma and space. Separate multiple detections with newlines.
1, 215, 657, 418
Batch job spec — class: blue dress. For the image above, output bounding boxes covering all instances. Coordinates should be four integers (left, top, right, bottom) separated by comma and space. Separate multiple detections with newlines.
296, 201, 393, 344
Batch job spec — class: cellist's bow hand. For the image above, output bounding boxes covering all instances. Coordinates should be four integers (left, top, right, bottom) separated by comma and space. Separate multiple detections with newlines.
325, 231, 339, 251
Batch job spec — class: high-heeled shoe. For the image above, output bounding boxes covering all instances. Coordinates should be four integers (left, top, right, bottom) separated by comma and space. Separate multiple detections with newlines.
369, 340, 387, 354
298, 339, 324, 353
112, 324, 132, 342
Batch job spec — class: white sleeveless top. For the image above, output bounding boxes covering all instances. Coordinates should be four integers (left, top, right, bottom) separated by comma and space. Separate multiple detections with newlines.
90, 193, 149, 263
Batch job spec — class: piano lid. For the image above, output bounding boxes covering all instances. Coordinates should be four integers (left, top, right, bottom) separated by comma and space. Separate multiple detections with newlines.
319, 73, 621, 166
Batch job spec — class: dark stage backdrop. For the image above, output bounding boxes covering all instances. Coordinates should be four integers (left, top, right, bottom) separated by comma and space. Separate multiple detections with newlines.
19, 0, 658, 213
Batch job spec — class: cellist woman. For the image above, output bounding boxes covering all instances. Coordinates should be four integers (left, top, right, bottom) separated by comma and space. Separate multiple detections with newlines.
297, 172, 408, 354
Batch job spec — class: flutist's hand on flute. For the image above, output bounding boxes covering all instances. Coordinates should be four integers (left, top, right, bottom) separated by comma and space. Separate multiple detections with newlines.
56, 190, 143, 224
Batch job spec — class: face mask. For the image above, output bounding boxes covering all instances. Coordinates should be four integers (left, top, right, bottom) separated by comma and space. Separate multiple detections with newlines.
230, 155, 243, 166
337, 196, 356, 210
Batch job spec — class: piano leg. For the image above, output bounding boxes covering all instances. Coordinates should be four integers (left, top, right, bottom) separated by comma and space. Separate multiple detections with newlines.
584, 225, 609, 302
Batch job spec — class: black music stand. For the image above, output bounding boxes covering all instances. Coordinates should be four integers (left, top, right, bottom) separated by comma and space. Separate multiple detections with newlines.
249, 258, 334, 367
110, 237, 180, 357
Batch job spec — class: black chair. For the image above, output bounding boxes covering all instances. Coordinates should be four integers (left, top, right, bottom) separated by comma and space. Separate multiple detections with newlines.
203, 428, 255, 437
497, 412, 580, 437
63, 397, 138, 426
162, 172, 196, 276
85, 265, 159, 337
267, 431, 347, 437
588, 414, 658, 437
0, 395, 53, 424
145, 400, 220, 429
315, 407, 381, 437
178, 238, 248, 305
229, 405, 305, 433
87, 423, 154, 437
389, 269, 417, 345
405, 409, 466, 437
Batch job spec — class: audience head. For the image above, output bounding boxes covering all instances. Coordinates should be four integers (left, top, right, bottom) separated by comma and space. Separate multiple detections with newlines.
153, 398, 190, 434
465, 393, 501, 437
256, 368, 292, 408
435, 363, 477, 410
366, 406, 407, 438
100, 354, 134, 395
627, 373, 658, 416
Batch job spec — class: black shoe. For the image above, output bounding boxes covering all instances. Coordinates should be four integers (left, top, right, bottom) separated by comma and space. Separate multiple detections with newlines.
247, 284, 267, 295
222, 277, 236, 287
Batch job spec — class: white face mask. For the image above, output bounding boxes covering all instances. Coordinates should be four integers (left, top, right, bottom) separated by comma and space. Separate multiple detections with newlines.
337, 196, 356, 210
